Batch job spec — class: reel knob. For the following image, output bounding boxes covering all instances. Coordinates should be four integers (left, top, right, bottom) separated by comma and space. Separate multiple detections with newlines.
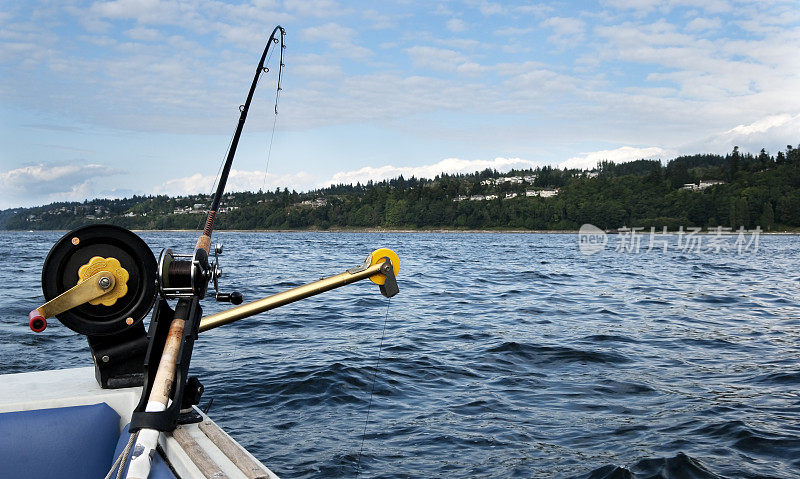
215, 291, 243, 305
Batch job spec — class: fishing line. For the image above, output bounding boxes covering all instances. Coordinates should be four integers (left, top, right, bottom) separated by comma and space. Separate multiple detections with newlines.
261, 101, 280, 191
196, 123, 237, 232
355, 299, 392, 478
261, 37, 285, 191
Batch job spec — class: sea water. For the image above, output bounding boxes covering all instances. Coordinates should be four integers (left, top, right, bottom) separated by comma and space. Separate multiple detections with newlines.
1, 231, 799, 478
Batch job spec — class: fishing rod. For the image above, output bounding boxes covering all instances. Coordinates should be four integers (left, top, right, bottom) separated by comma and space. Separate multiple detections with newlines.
125, 25, 288, 479
26, 24, 401, 479
196, 25, 285, 254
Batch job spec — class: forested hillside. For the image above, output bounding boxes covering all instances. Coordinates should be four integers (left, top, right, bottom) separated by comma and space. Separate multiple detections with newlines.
3, 146, 799, 231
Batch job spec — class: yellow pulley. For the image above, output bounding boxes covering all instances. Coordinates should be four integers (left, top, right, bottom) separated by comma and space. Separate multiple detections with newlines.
368, 248, 400, 286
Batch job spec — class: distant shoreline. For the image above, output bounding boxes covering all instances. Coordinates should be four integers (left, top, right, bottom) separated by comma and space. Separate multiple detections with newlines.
2, 228, 577, 234
3, 228, 800, 235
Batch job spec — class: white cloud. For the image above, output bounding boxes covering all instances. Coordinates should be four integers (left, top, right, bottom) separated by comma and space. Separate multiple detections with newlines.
1, 162, 118, 191
301, 22, 373, 60
686, 114, 800, 154
323, 157, 538, 186
432, 4, 454, 16
559, 146, 670, 169
291, 53, 343, 79
124, 26, 162, 41
154, 169, 316, 196
604, 0, 732, 15
362, 9, 394, 29
593, 17, 800, 123
685, 17, 721, 32
499, 67, 583, 99
89, 0, 187, 24
0, 162, 122, 208
515, 4, 553, 18
279, 71, 495, 129
405, 45, 468, 71
495, 26, 535, 36
721, 33, 800, 67
446, 18, 468, 32
433, 37, 483, 51
285, 0, 343, 19
477, 1, 504, 16
542, 16, 585, 36
541, 16, 586, 47
725, 114, 798, 137
603, 0, 662, 13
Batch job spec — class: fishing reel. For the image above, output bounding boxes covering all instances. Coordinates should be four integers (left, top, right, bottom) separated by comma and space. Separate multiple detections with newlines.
35, 224, 158, 335
157, 243, 242, 304
28, 224, 242, 389
31, 225, 158, 387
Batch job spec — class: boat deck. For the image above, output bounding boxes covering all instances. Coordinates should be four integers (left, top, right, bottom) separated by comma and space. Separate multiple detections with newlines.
0, 367, 278, 479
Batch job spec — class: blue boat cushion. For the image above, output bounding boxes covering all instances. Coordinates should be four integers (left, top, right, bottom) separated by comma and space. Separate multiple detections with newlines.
113, 424, 176, 479
0, 403, 120, 479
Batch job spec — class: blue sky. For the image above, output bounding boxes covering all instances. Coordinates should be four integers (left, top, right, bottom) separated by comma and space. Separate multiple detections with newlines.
1, 0, 799, 208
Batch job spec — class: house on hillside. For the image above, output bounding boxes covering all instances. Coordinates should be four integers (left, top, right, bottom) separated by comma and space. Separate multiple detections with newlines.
526, 188, 559, 198
681, 180, 726, 191
300, 198, 327, 208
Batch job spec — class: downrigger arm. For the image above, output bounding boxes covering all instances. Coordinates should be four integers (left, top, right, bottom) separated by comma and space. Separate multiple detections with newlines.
28, 225, 400, 408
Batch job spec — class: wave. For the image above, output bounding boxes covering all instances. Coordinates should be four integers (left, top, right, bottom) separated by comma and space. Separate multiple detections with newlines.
486, 341, 631, 365
582, 453, 720, 479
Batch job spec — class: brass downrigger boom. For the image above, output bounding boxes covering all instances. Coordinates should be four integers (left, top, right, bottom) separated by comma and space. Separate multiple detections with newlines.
199, 248, 400, 333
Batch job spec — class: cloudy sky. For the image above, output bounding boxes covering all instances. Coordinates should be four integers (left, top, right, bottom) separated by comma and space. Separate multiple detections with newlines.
1, 0, 799, 209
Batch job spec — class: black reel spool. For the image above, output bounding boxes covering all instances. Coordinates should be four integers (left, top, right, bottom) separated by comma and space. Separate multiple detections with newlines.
42, 224, 158, 388
158, 248, 210, 299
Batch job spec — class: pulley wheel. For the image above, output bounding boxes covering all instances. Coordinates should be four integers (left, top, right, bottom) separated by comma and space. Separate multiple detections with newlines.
42, 224, 157, 336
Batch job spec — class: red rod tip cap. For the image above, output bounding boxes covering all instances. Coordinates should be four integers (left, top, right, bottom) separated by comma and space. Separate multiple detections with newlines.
29, 311, 46, 333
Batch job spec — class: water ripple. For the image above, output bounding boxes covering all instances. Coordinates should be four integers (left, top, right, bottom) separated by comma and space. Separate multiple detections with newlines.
1, 231, 799, 478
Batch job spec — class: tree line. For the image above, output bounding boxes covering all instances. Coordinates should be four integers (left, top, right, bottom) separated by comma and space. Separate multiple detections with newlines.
3, 145, 799, 231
